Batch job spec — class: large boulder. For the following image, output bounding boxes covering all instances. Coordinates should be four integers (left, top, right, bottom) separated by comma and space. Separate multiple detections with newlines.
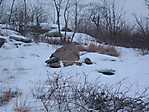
0, 38, 6, 48
51, 43, 80, 66
46, 43, 80, 67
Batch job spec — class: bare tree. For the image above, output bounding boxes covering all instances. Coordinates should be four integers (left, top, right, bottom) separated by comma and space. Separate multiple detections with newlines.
10, 1, 32, 34
145, 0, 149, 19
0, 0, 3, 6
30, 2, 47, 26
145, 0, 149, 9
24, 0, 27, 29
134, 15, 148, 37
9, 0, 16, 24
52, 0, 63, 35
97, 0, 124, 36
71, 0, 79, 42
63, 0, 71, 38
89, 2, 106, 36
0, 0, 5, 23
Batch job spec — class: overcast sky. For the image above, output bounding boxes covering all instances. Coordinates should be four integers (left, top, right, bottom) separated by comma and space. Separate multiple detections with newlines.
123, 0, 148, 19
81, 0, 148, 23
6, 0, 148, 24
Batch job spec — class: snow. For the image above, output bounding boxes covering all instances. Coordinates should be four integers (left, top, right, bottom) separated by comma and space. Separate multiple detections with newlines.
0, 29, 149, 111
61, 32, 97, 44
0, 28, 20, 37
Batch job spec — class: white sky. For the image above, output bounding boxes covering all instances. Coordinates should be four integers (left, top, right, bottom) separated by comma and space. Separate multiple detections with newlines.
6, 0, 149, 23
122, 0, 148, 21
81, 0, 148, 23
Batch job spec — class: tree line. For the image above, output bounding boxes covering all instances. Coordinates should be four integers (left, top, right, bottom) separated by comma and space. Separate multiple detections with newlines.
0, 0, 149, 48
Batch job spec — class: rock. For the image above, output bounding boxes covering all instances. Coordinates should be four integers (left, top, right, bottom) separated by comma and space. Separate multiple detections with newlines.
46, 43, 80, 68
97, 69, 115, 76
49, 62, 61, 68
14, 43, 22, 48
51, 43, 80, 66
45, 57, 59, 64
45, 60, 50, 64
0, 38, 6, 48
61, 27, 72, 32
45, 57, 61, 68
63, 62, 73, 67
84, 58, 93, 65
75, 62, 82, 66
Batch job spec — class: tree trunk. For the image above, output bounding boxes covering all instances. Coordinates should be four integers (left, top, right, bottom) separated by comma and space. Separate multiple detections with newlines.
9, 0, 16, 24
0, 0, 3, 6
71, 0, 78, 42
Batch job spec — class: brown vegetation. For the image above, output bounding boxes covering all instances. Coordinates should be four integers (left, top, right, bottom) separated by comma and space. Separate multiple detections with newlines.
0, 89, 20, 106
78, 43, 120, 57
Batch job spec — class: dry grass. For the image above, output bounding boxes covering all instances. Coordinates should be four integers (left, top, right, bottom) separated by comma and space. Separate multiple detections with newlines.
0, 89, 20, 106
14, 107, 30, 112
78, 43, 120, 57
2, 90, 12, 103
98, 45, 120, 57
77, 45, 86, 52
14, 97, 31, 112
86, 43, 99, 52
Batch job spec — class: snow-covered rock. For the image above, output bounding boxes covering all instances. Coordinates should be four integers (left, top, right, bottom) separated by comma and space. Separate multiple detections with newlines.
0, 28, 20, 37
9, 35, 32, 43
61, 32, 96, 45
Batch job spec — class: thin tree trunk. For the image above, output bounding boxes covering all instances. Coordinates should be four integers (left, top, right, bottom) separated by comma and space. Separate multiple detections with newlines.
23, 0, 27, 35
71, 0, 78, 42
64, 0, 70, 38
57, 11, 61, 35
0, 0, 3, 6
9, 0, 15, 24
53, 0, 62, 36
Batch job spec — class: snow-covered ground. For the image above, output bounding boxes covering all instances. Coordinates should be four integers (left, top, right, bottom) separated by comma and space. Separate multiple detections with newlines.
0, 30, 149, 111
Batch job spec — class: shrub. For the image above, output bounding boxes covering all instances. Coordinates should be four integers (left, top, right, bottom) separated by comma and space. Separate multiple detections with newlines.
136, 48, 149, 55
29, 26, 49, 34
98, 46, 120, 57
45, 32, 63, 37
14, 107, 30, 112
33, 73, 149, 112
0, 89, 20, 106
14, 97, 31, 112
78, 43, 120, 57
77, 45, 86, 52
86, 43, 99, 52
